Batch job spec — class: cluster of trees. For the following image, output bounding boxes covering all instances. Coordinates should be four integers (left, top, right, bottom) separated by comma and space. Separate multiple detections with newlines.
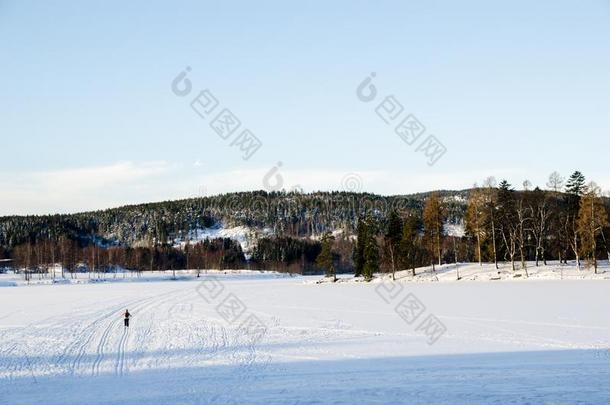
465, 172, 610, 273
0, 206, 216, 250
0, 191, 466, 250
10, 237, 246, 281
250, 236, 322, 273
347, 194, 448, 281
312, 171, 610, 281
8, 234, 338, 280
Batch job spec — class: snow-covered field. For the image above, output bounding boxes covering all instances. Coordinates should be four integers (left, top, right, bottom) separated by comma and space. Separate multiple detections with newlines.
1, 264, 610, 404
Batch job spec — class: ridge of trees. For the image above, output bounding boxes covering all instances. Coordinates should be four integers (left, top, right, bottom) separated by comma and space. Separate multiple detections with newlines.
3, 171, 610, 280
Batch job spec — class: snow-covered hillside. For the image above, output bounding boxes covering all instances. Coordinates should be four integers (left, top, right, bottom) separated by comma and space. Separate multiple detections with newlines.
1, 267, 610, 404
175, 224, 273, 258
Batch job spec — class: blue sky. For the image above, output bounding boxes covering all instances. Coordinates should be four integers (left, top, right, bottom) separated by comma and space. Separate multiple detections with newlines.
1, 0, 609, 214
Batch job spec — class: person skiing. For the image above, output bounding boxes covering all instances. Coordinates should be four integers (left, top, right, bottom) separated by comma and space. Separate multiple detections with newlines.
124, 309, 131, 328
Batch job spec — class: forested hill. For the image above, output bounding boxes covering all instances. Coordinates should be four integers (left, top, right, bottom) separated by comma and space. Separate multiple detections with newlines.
0, 190, 468, 249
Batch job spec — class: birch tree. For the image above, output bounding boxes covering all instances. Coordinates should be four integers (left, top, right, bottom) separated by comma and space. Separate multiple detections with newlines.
546, 171, 565, 193
515, 197, 531, 275
529, 188, 551, 266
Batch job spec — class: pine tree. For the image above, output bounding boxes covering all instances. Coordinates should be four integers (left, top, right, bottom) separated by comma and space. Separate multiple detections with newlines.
565, 171, 586, 268
384, 210, 403, 280
354, 217, 367, 277
566, 171, 586, 195
497, 180, 518, 271
577, 184, 609, 273
399, 214, 420, 277
363, 232, 379, 282
316, 232, 336, 281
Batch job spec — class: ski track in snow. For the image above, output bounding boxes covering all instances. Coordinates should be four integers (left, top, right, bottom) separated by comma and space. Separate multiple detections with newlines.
89, 288, 192, 377
116, 327, 128, 377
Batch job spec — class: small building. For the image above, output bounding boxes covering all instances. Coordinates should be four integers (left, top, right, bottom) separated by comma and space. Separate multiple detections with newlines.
0, 259, 13, 273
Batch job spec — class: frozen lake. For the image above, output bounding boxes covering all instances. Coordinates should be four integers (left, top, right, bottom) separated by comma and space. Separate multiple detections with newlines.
1, 270, 609, 404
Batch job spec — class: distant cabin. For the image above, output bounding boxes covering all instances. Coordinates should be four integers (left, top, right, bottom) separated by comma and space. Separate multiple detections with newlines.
0, 259, 13, 272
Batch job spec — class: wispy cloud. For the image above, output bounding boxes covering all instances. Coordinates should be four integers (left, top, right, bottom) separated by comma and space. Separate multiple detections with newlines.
34, 161, 170, 190
0, 161, 177, 215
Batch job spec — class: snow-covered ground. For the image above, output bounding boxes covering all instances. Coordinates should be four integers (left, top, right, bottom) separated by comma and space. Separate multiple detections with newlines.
1, 264, 610, 404
381, 260, 610, 282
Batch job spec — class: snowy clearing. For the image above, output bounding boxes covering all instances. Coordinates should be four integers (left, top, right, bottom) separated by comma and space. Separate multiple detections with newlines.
1, 265, 610, 404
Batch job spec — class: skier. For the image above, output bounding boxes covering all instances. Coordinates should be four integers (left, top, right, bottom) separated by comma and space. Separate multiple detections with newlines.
124, 309, 131, 328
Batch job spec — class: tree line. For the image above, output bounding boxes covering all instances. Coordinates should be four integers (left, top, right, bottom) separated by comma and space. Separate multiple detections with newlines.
10, 237, 246, 281
464, 171, 609, 273
3, 171, 609, 281
315, 171, 610, 280
7, 235, 333, 280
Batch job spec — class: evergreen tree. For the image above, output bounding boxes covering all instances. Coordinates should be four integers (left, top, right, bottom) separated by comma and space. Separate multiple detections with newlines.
384, 210, 403, 280
316, 232, 336, 281
565, 171, 586, 268
497, 180, 515, 207
566, 171, 586, 195
399, 214, 420, 277
354, 217, 367, 277
363, 232, 379, 281
497, 180, 518, 270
